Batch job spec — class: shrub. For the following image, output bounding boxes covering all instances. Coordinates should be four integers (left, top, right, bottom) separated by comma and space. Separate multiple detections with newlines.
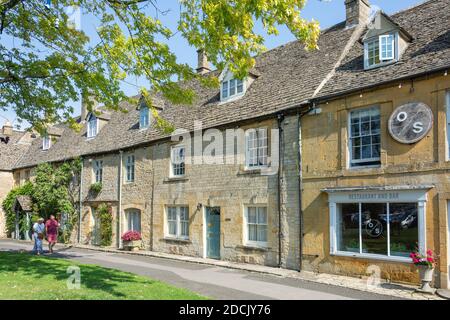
89, 182, 102, 194
122, 230, 142, 241
98, 204, 112, 247
2, 182, 34, 237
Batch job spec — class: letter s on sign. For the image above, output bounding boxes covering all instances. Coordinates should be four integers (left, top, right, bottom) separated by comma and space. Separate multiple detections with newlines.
413, 122, 424, 134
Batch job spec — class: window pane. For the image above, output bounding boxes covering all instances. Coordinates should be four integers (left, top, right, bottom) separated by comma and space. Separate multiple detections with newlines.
257, 208, 267, 224
237, 79, 243, 93
361, 203, 387, 255
248, 225, 257, 241
229, 79, 236, 96
222, 81, 228, 98
168, 207, 177, 221
257, 225, 267, 242
168, 221, 177, 236
389, 203, 418, 257
247, 207, 257, 223
337, 204, 360, 253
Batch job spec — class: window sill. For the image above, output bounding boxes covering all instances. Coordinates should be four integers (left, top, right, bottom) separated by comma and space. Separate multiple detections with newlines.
331, 251, 411, 263
161, 237, 191, 244
237, 244, 270, 252
164, 176, 189, 183
237, 168, 267, 176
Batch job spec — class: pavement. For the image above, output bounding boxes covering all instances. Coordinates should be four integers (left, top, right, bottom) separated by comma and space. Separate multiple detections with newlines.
0, 239, 443, 300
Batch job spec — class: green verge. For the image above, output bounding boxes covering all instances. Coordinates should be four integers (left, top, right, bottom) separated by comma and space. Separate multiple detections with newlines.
0, 251, 207, 300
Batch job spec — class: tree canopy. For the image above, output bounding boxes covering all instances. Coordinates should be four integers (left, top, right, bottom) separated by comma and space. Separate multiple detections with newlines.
0, 0, 320, 132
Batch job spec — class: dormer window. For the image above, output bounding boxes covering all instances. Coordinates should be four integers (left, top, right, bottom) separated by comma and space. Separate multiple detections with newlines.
221, 78, 245, 102
362, 12, 412, 70
365, 33, 397, 69
87, 114, 98, 138
42, 135, 51, 150
139, 106, 150, 129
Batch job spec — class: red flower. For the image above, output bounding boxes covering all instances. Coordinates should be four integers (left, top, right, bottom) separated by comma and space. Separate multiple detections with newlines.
122, 230, 142, 241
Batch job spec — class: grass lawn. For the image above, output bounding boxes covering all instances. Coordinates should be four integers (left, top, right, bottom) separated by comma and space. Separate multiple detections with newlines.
0, 251, 207, 300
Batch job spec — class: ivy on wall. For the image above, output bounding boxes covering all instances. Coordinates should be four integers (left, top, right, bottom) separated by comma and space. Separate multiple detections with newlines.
1, 158, 81, 242
97, 204, 113, 247
1, 182, 34, 238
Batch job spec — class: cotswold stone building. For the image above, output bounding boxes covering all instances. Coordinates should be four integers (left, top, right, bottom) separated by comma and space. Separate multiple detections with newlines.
1, 0, 449, 288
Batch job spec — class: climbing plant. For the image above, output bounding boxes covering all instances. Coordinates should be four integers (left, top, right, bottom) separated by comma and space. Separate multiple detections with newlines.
32, 158, 82, 243
1, 182, 34, 237
98, 203, 113, 247
2, 158, 81, 242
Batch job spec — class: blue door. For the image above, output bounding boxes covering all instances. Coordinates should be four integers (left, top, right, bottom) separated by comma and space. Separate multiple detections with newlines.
206, 207, 221, 259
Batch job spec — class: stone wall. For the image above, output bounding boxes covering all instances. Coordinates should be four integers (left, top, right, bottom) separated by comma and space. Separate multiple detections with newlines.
0, 171, 14, 238
78, 115, 302, 270
301, 73, 450, 288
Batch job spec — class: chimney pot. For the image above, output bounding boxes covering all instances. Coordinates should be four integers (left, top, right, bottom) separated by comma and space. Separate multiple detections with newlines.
196, 49, 211, 75
345, 0, 371, 28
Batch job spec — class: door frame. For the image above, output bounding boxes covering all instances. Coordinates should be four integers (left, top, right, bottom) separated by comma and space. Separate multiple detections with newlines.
203, 206, 221, 259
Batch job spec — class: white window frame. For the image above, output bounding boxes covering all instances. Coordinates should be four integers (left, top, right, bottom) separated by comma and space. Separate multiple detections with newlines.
93, 160, 103, 183
87, 114, 98, 138
220, 78, 246, 102
379, 34, 395, 61
245, 128, 268, 170
170, 145, 185, 178
125, 209, 141, 232
42, 135, 51, 150
125, 154, 135, 183
348, 107, 381, 168
243, 206, 268, 247
364, 33, 399, 70
165, 206, 189, 240
328, 189, 428, 263
139, 107, 150, 129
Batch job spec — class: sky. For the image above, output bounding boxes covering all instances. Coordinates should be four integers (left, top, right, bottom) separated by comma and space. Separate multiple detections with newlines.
0, 0, 425, 129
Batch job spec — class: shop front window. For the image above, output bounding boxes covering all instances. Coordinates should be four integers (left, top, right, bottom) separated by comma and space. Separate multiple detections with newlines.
336, 201, 419, 259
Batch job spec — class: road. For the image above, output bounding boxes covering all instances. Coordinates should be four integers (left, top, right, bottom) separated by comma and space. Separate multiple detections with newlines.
0, 239, 402, 300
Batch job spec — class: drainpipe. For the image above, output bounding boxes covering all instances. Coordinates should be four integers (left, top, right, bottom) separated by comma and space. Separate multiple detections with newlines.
118, 151, 123, 249
277, 113, 285, 268
78, 157, 84, 243
297, 103, 314, 272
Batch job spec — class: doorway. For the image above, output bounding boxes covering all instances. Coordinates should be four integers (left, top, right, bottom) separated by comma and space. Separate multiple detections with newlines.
205, 206, 221, 259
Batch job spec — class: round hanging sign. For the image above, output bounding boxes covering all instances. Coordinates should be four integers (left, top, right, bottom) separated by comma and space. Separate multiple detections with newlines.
388, 102, 433, 144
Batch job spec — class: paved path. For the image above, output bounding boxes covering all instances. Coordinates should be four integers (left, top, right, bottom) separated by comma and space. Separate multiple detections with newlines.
0, 240, 401, 300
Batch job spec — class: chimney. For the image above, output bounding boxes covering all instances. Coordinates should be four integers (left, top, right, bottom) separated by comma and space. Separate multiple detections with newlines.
345, 0, 371, 28
196, 49, 211, 75
2, 121, 13, 136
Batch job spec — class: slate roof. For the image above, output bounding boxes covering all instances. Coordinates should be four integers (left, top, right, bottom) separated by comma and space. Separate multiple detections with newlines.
9, 0, 450, 169
0, 130, 32, 171
316, 0, 450, 99
14, 195, 33, 212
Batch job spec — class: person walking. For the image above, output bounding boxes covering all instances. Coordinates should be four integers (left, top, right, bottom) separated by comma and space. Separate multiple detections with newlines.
45, 214, 60, 254
32, 218, 45, 255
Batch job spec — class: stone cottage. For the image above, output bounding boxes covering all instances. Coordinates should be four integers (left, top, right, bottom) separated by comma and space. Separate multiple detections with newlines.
1, 0, 449, 288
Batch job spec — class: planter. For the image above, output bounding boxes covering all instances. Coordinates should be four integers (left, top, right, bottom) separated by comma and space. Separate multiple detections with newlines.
416, 265, 436, 294
123, 240, 141, 252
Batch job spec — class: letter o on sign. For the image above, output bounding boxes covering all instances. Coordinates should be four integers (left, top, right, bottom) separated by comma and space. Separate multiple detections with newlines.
388, 102, 433, 144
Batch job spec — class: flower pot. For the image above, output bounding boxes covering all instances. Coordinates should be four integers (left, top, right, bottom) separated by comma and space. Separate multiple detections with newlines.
123, 240, 141, 251
416, 265, 435, 294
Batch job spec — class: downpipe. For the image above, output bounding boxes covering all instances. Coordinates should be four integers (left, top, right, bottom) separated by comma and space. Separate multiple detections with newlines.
277, 113, 285, 268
